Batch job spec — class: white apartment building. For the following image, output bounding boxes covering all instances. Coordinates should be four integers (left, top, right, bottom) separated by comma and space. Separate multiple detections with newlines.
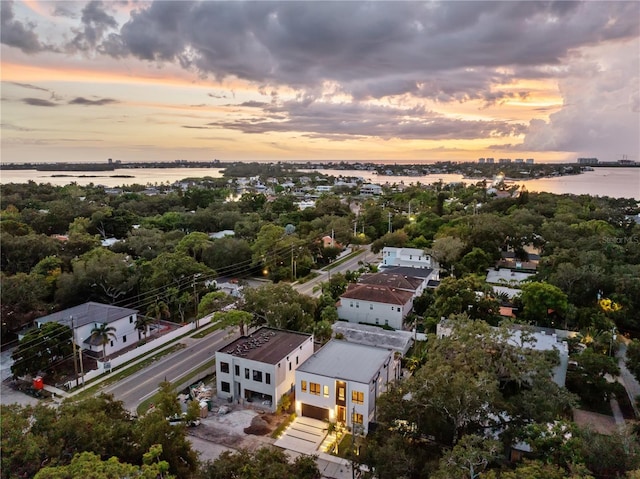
337, 283, 413, 330
215, 328, 314, 411
295, 340, 401, 434
381, 247, 434, 269
35, 302, 139, 358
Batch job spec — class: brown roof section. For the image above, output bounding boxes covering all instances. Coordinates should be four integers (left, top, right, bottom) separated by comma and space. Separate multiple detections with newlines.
217, 327, 312, 364
359, 272, 423, 291
340, 284, 413, 305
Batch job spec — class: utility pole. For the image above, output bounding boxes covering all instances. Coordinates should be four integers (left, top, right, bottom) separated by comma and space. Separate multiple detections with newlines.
79, 345, 85, 388
70, 316, 79, 388
388, 212, 392, 233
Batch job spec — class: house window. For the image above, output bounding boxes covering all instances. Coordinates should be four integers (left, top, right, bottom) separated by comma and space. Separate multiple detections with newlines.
220, 362, 230, 374
129, 316, 133, 324
110, 341, 113, 347
356, 303, 359, 308
289, 362, 292, 371
310, 382, 321, 395
350, 302, 353, 308
352, 391, 364, 405
245, 368, 250, 379
370, 305, 373, 310
296, 356, 299, 365
235, 365, 240, 376
323, 385, 329, 397
338, 386, 345, 401
385, 319, 389, 326
301, 380, 307, 392
353, 413, 364, 425
123, 335, 127, 343
266, 373, 271, 385
253, 370, 262, 382
221, 381, 230, 393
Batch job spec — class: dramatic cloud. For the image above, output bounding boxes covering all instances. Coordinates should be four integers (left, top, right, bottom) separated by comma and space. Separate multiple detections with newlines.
1, 0, 44, 53
210, 99, 526, 140
69, 0, 119, 51
2, 1, 638, 162
69, 97, 118, 106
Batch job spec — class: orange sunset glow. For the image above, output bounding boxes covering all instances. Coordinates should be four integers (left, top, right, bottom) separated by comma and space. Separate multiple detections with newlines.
1, 1, 638, 164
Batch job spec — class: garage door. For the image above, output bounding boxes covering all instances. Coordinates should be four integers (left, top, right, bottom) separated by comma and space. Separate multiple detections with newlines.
301, 403, 329, 421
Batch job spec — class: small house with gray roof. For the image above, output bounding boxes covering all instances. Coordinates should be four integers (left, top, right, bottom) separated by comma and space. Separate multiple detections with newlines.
35, 302, 138, 358
295, 339, 401, 434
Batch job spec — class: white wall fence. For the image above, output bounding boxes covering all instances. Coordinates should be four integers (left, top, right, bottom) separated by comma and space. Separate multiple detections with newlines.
66, 314, 215, 389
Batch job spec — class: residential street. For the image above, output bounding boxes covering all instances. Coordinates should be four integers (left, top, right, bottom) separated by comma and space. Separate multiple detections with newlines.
294, 245, 377, 298
100, 327, 240, 414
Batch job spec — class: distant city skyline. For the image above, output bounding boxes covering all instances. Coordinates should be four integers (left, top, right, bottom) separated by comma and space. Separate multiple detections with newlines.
1, 1, 639, 164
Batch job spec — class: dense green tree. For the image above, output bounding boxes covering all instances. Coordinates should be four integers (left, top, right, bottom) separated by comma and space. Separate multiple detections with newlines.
11, 322, 73, 378
432, 434, 501, 479
201, 236, 252, 273
198, 291, 235, 318
175, 232, 212, 262
517, 282, 568, 327
213, 310, 252, 336
139, 251, 212, 293
241, 283, 316, 332
34, 449, 174, 479
566, 347, 620, 411
200, 447, 320, 479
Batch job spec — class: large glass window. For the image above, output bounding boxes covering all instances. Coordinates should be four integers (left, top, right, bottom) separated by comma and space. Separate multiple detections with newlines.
352, 391, 364, 405
266, 373, 271, 385
301, 380, 307, 392
220, 362, 230, 373
310, 382, 321, 395
253, 370, 263, 382
323, 385, 329, 397
221, 381, 230, 393
353, 413, 364, 424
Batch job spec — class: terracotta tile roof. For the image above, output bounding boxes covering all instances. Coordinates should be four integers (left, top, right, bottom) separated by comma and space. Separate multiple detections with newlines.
340, 284, 413, 305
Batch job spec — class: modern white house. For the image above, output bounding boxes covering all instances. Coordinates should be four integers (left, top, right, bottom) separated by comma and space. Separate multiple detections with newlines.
336, 284, 413, 330
381, 247, 434, 269
215, 327, 314, 411
295, 340, 401, 434
35, 302, 139, 358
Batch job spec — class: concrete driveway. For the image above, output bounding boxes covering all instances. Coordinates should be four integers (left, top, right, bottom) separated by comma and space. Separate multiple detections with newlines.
274, 416, 328, 455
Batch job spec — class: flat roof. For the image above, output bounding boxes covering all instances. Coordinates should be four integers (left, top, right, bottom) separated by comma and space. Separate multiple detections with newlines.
297, 340, 392, 384
36, 302, 138, 329
217, 327, 312, 365
383, 266, 433, 279
331, 322, 414, 355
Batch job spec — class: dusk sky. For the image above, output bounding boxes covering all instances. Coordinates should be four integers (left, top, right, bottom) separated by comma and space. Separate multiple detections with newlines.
1, 0, 639, 164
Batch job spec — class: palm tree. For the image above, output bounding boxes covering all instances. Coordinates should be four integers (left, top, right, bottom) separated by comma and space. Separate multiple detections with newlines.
90, 323, 117, 360
135, 315, 154, 340
146, 300, 170, 336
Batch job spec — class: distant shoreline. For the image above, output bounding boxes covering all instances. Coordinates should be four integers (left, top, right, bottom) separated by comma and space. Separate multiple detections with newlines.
1, 159, 638, 172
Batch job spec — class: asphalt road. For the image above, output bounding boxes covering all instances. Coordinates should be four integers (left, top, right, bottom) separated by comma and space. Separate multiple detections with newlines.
101, 327, 239, 413
294, 245, 377, 297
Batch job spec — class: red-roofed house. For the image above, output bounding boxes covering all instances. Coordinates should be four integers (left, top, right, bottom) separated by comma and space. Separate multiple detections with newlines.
336, 284, 414, 330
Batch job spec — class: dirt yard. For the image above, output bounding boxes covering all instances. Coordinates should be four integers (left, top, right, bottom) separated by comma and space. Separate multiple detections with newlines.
187, 402, 289, 454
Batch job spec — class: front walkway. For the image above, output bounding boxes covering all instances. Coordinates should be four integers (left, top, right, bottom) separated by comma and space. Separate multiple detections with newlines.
274, 416, 352, 478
